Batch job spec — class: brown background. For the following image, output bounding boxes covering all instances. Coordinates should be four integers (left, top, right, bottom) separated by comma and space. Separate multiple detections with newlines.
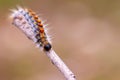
0, 0, 120, 80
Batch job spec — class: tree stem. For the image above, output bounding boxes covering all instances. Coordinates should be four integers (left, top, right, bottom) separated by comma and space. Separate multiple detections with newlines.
45, 49, 76, 80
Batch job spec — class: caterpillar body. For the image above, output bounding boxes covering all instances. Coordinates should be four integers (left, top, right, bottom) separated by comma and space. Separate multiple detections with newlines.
10, 7, 51, 51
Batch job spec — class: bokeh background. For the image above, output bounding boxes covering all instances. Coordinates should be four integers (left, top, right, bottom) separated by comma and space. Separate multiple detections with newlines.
0, 0, 120, 80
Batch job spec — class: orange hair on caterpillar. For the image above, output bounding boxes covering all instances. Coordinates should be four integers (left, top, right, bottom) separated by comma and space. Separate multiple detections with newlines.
10, 6, 52, 51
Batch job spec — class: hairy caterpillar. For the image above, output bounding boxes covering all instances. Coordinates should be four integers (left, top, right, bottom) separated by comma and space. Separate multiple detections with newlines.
10, 7, 52, 51
10, 6, 76, 80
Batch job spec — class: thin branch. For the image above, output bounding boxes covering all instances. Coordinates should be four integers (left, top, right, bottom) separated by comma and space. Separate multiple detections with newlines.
45, 49, 76, 80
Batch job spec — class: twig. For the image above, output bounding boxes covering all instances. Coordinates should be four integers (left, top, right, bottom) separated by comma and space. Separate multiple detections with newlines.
45, 49, 76, 80
10, 6, 76, 80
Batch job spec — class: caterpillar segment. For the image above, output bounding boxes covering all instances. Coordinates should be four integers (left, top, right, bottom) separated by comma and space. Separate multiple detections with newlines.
27, 9, 52, 51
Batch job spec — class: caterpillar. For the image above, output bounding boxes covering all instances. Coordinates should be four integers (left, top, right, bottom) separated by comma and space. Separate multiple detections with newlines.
10, 7, 52, 51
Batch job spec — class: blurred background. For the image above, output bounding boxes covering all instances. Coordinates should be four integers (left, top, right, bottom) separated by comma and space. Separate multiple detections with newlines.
0, 0, 120, 80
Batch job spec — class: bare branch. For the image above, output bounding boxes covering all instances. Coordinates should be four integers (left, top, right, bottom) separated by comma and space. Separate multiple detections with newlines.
45, 49, 76, 80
